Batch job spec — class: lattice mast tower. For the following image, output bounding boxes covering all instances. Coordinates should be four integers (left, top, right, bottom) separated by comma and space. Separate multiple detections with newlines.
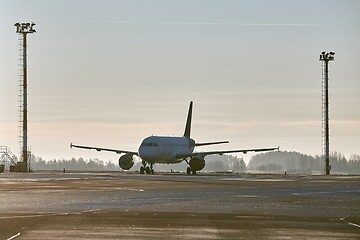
14, 22, 36, 172
319, 51, 335, 175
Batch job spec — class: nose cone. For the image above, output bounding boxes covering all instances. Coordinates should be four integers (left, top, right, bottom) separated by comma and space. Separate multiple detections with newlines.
138, 139, 160, 162
138, 145, 151, 160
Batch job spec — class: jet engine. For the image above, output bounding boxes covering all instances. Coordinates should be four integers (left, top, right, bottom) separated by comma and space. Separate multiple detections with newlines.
119, 153, 134, 170
189, 155, 205, 171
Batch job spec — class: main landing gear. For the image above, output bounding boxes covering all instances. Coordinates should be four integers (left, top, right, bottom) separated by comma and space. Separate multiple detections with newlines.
140, 161, 154, 174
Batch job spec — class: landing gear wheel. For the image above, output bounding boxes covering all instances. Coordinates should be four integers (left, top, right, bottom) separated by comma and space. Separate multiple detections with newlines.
140, 166, 145, 174
150, 164, 154, 174
187, 167, 191, 175
145, 167, 151, 174
192, 170, 197, 175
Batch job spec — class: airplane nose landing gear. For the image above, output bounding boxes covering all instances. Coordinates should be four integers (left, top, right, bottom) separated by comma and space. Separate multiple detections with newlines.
140, 161, 154, 174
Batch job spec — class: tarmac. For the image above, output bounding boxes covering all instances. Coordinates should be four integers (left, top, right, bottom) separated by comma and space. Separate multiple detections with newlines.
0, 172, 359, 239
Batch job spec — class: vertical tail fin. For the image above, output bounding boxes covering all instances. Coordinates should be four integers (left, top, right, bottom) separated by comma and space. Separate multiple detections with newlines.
183, 101, 193, 138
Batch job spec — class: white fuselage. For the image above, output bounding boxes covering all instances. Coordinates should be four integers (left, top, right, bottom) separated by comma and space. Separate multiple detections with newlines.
138, 136, 195, 164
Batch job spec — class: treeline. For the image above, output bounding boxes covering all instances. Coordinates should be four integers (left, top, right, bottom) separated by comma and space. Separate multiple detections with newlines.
30, 156, 118, 171
29, 154, 247, 173
248, 151, 360, 174
29, 151, 360, 174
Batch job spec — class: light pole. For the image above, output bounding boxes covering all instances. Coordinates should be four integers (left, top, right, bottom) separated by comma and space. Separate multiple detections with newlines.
319, 51, 335, 175
14, 22, 36, 172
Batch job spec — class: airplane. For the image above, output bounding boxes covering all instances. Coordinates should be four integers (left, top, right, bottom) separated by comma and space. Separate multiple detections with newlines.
70, 101, 279, 174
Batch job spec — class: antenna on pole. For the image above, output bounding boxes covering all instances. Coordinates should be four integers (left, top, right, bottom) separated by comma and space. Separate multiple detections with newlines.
14, 22, 36, 172
319, 51, 335, 175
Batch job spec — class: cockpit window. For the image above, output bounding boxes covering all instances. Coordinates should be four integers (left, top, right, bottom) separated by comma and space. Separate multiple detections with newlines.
141, 142, 159, 147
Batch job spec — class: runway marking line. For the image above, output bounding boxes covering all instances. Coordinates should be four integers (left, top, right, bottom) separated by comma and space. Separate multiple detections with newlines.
6, 232, 20, 240
348, 222, 360, 228
114, 187, 144, 192
340, 215, 360, 229
82, 209, 101, 213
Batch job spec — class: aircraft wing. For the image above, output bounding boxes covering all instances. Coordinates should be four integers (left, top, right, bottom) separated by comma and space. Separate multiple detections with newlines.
195, 141, 229, 147
70, 143, 138, 156
176, 147, 279, 159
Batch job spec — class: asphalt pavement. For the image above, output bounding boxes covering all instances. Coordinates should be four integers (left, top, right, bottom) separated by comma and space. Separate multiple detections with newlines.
0, 172, 359, 239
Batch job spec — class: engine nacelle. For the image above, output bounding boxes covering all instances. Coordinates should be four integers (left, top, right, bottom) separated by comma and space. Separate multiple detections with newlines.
189, 156, 205, 171
119, 153, 134, 170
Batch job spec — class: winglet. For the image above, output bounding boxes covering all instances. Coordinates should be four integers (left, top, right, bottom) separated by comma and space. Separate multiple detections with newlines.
183, 101, 193, 138
70, 143, 73, 149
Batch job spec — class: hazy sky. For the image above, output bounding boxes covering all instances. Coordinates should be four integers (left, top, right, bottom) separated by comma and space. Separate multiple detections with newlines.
1, 0, 359, 164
